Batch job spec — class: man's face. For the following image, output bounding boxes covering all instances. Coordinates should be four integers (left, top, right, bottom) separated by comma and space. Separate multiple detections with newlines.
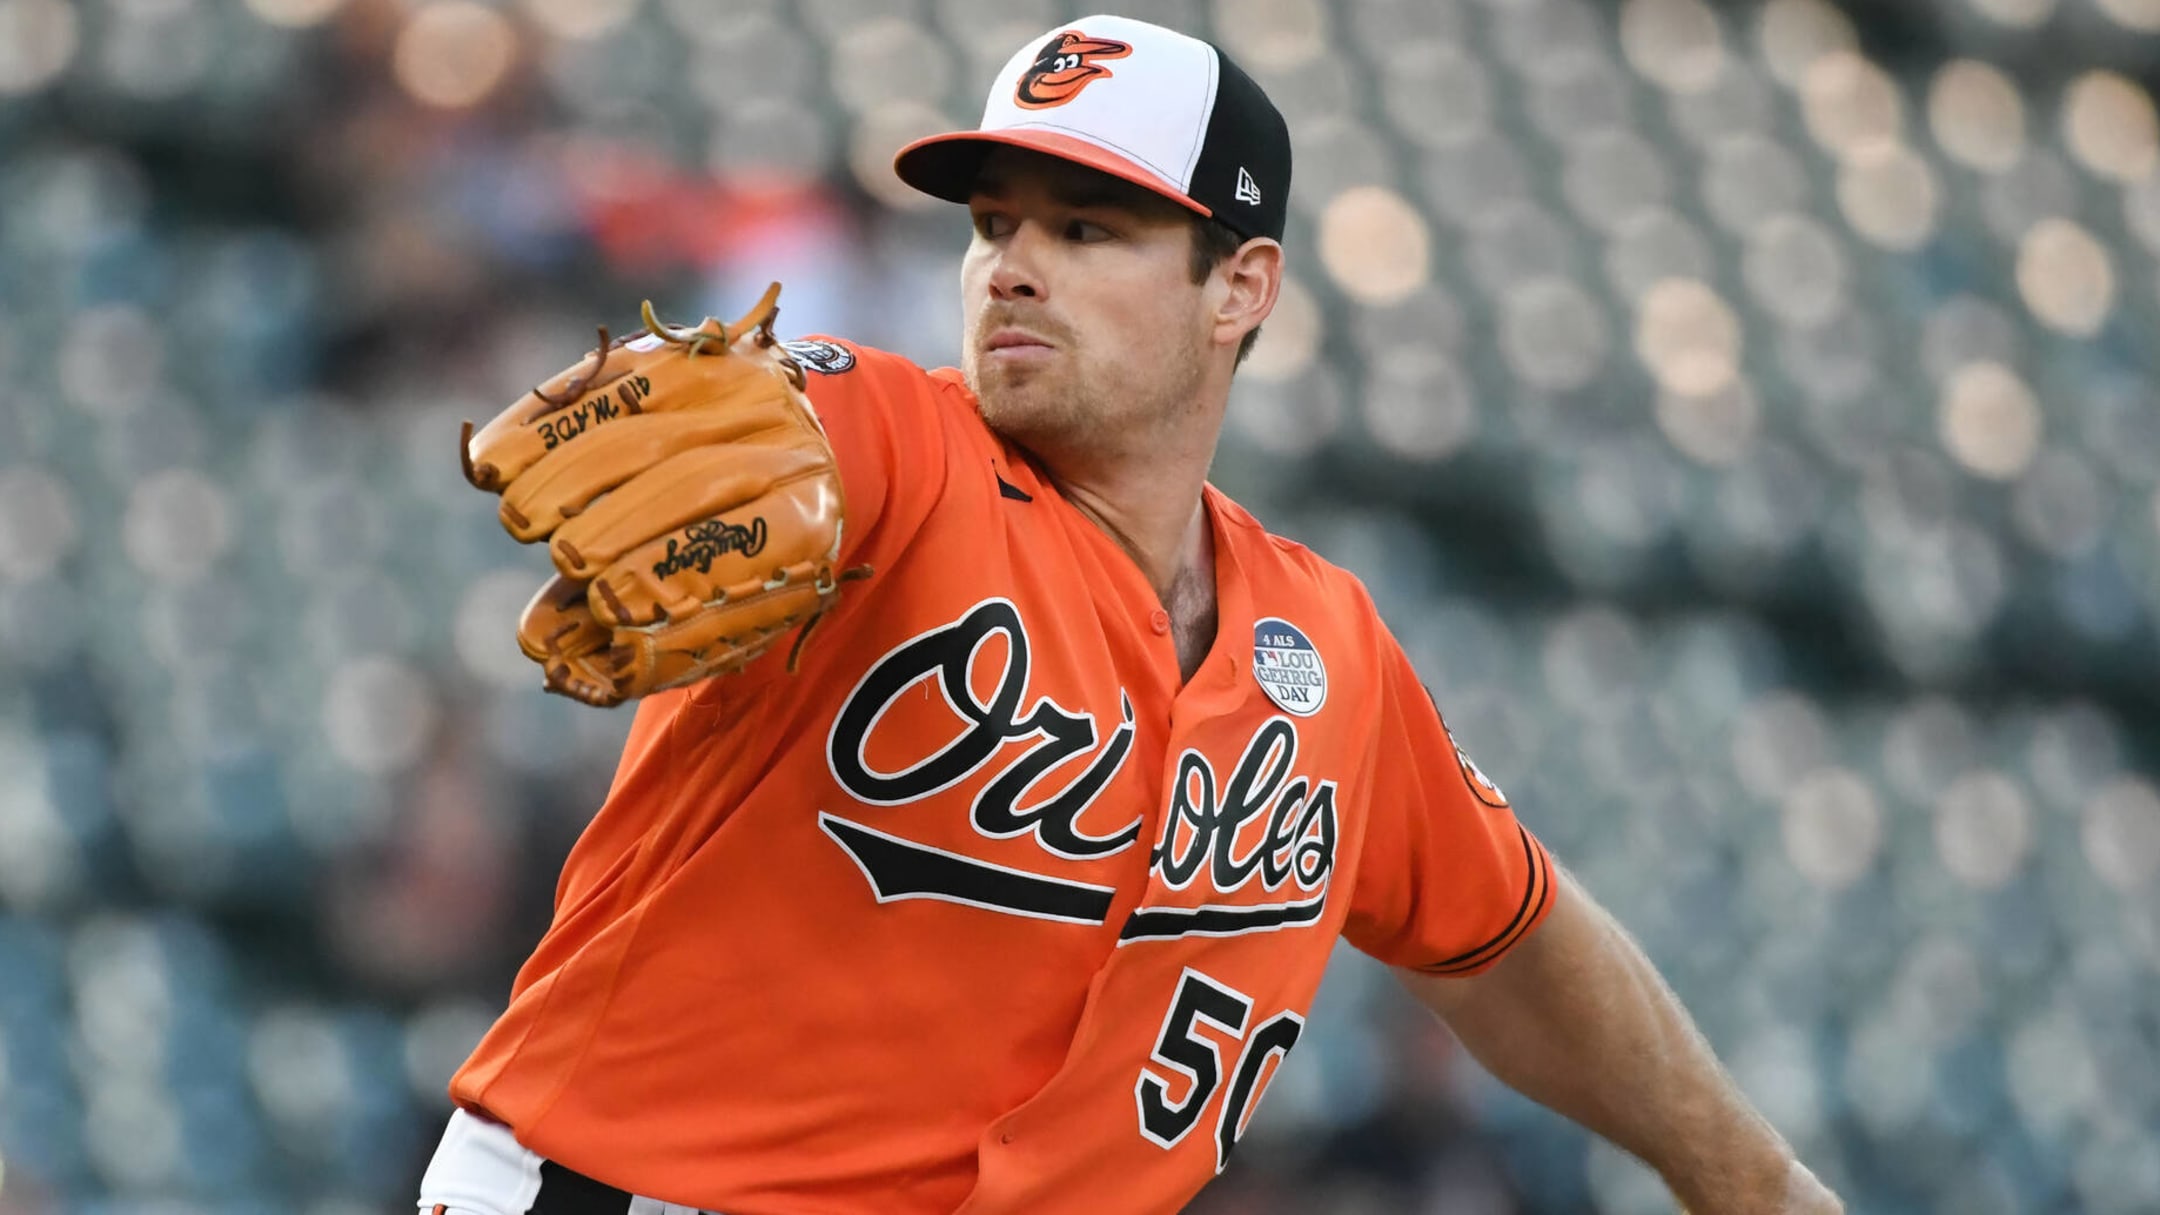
960, 148, 1214, 458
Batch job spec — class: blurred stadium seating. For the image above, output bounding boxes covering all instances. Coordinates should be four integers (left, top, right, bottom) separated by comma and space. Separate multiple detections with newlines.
1, 0, 2157, 1211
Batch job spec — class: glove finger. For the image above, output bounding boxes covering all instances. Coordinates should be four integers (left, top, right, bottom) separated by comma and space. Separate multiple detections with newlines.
465, 337, 641, 489
584, 475, 843, 628
517, 572, 615, 665
515, 574, 634, 706
545, 653, 635, 708
547, 436, 833, 583
468, 343, 794, 493
605, 576, 840, 698
496, 401, 801, 543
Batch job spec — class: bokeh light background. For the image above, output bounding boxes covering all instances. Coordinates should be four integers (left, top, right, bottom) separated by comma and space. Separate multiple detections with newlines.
1, 0, 2158, 1211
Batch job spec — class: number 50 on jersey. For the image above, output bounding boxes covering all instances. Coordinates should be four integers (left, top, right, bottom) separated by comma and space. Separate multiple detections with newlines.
1135, 967, 1305, 1173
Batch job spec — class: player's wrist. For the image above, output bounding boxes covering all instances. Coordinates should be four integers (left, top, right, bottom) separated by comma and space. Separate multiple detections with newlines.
1777, 1160, 1845, 1215
1672, 1156, 1842, 1215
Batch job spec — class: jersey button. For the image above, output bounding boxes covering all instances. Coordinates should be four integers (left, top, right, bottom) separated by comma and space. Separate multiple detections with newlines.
1149, 609, 1170, 635
999, 1132, 1015, 1145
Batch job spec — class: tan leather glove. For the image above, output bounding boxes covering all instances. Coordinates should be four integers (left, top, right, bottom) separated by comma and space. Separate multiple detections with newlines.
461, 283, 862, 706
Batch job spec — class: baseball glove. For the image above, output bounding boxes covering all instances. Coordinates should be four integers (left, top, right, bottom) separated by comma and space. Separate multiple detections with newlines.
460, 283, 866, 707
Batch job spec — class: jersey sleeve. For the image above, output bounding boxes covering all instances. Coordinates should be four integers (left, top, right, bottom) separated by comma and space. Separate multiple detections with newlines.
1341, 625, 1556, 976
790, 337, 953, 571
546, 685, 692, 917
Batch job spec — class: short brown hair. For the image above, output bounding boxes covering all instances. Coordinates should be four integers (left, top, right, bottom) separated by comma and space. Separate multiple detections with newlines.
1188, 217, 1261, 367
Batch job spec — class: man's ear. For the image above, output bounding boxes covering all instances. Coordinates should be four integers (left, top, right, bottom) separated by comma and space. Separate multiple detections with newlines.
1212, 237, 1283, 354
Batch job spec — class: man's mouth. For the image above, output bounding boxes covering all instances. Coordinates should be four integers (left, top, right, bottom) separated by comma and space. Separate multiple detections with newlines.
985, 328, 1054, 353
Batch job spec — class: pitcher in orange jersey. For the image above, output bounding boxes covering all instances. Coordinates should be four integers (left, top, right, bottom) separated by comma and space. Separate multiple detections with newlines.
418, 14, 1844, 1215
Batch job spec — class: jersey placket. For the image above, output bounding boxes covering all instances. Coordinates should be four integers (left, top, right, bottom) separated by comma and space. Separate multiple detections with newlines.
954, 492, 1298, 1214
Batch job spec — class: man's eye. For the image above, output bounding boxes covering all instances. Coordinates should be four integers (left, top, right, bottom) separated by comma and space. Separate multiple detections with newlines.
975, 213, 1012, 238
1064, 220, 1110, 242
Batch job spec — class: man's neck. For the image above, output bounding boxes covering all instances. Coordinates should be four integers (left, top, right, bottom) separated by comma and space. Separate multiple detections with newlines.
986, 359, 1234, 602
1055, 457, 1219, 682
1044, 440, 1214, 602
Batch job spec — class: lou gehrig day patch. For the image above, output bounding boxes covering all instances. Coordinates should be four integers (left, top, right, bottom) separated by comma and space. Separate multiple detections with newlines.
1252, 617, 1326, 716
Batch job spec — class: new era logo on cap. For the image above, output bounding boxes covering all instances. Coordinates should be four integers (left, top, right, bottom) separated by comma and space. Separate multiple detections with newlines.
892, 14, 1292, 244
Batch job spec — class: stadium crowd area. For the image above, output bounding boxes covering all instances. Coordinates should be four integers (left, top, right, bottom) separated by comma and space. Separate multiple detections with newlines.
1, 0, 2157, 1211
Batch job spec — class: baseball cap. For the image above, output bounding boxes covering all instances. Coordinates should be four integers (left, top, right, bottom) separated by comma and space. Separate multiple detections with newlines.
893, 14, 1292, 244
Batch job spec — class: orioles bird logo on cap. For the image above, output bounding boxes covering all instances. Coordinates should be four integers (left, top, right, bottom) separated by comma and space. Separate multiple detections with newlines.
1014, 30, 1132, 109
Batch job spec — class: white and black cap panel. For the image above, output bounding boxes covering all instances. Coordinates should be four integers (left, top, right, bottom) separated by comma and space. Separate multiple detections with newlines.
1184, 48, 1290, 244
976, 14, 1220, 199
893, 14, 1291, 244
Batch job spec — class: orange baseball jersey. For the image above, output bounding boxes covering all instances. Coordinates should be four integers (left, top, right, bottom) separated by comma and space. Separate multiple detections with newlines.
449, 337, 1556, 1214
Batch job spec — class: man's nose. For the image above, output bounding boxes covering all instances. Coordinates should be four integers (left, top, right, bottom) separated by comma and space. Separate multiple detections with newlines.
988, 225, 1049, 301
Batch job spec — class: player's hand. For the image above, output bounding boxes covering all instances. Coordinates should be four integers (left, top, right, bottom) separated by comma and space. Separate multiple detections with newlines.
459, 282, 866, 706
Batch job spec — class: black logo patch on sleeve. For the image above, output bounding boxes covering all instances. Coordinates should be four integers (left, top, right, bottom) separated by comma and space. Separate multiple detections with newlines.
782, 339, 856, 375
1447, 724, 1510, 809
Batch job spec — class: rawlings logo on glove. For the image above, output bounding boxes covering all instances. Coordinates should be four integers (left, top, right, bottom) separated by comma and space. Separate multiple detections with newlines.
460, 283, 868, 707
652, 516, 771, 578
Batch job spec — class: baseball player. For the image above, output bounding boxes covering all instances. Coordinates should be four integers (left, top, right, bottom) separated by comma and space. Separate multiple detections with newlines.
424, 14, 1844, 1215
